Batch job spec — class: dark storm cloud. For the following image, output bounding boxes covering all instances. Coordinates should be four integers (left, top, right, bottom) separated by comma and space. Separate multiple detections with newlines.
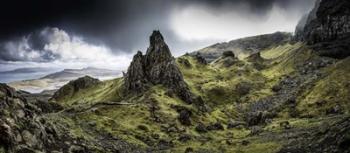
0, 0, 316, 56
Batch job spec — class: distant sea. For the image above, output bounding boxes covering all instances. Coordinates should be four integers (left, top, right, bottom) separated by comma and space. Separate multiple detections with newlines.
0, 71, 54, 83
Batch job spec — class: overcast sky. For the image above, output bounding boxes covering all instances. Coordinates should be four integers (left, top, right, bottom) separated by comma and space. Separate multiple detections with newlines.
0, 0, 316, 71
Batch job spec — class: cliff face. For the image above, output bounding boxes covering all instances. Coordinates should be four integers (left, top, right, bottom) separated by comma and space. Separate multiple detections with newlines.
124, 31, 194, 103
295, 0, 350, 58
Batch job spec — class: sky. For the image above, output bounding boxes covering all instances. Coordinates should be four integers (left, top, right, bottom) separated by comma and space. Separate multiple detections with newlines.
0, 0, 316, 72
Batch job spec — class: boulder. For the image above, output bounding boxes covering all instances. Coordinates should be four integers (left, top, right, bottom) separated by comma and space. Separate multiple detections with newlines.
206, 122, 224, 131
195, 123, 207, 133
227, 120, 246, 129
178, 109, 192, 126
222, 51, 235, 58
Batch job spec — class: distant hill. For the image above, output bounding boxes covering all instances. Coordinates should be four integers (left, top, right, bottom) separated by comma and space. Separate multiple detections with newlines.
8, 67, 121, 93
0, 67, 59, 83
194, 32, 292, 62
41, 67, 119, 80
0, 67, 53, 74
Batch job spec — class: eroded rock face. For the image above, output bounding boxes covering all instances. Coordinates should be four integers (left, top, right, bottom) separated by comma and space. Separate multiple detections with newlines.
0, 84, 61, 152
295, 0, 350, 58
125, 31, 194, 103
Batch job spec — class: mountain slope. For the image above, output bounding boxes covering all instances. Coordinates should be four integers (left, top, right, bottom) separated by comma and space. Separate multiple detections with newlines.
46, 32, 350, 152
43, 42, 350, 153
194, 32, 292, 62
1, 0, 350, 152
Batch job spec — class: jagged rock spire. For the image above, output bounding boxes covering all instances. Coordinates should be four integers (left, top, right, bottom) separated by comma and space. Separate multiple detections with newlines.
124, 30, 194, 103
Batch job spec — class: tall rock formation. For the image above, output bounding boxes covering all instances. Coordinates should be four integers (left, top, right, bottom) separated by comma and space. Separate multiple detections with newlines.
295, 0, 350, 58
124, 31, 194, 104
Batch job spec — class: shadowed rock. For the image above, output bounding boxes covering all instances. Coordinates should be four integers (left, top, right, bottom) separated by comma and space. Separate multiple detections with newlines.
295, 0, 350, 58
124, 31, 194, 103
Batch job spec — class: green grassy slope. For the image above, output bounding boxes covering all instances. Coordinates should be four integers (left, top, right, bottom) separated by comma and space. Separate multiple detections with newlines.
49, 43, 350, 152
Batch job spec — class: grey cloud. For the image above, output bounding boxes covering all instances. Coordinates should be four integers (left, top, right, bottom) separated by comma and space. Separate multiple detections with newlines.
0, 0, 317, 60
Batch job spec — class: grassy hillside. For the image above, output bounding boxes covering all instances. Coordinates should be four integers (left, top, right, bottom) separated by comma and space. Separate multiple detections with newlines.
195, 32, 292, 61
48, 43, 350, 152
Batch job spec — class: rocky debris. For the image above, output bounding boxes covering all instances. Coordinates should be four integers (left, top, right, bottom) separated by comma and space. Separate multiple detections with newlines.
243, 54, 332, 126
295, 0, 350, 58
195, 122, 225, 133
0, 83, 144, 153
297, 58, 335, 75
147, 99, 163, 123
0, 84, 59, 152
51, 76, 100, 101
206, 122, 224, 131
161, 123, 185, 134
278, 117, 350, 153
156, 139, 174, 150
124, 31, 195, 104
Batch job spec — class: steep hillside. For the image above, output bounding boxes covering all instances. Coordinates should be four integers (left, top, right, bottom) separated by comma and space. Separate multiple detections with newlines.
43, 31, 350, 152
1, 0, 350, 152
194, 32, 292, 62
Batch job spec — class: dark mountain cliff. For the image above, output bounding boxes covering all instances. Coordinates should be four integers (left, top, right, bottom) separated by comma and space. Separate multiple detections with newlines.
295, 0, 350, 58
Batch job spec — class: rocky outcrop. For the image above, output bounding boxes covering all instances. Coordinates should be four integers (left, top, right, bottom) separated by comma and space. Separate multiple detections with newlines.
295, 0, 350, 58
124, 31, 194, 104
0, 84, 62, 152
0, 83, 143, 153
278, 116, 350, 153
